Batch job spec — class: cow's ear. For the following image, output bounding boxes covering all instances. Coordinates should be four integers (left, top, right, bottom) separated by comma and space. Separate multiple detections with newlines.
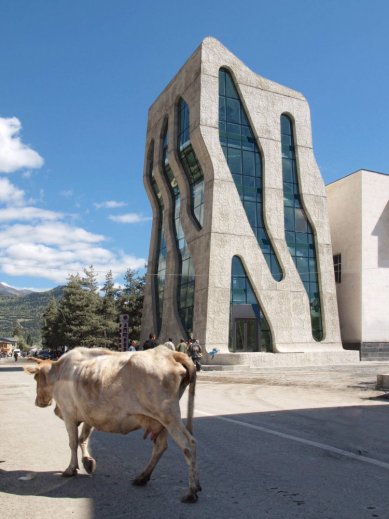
24, 366, 39, 375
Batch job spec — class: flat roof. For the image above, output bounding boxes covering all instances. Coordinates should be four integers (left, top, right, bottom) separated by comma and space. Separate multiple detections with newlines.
326, 169, 389, 187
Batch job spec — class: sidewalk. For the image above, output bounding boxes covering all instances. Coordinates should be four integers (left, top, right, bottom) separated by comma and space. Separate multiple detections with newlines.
199, 360, 389, 395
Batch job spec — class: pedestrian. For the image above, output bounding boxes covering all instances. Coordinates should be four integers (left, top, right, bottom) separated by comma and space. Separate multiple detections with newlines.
13, 350, 18, 362
143, 333, 157, 350
164, 338, 175, 351
187, 339, 202, 371
128, 340, 137, 352
176, 338, 187, 354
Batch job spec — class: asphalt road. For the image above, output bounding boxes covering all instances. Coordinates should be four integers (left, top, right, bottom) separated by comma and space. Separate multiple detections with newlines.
1, 357, 389, 519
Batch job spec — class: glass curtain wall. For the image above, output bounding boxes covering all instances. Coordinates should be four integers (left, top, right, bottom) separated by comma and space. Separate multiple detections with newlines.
147, 142, 167, 335
219, 68, 283, 281
161, 127, 195, 336
177, 98, 204, 228
230, 256, 272, 352
281, 115, 323, 341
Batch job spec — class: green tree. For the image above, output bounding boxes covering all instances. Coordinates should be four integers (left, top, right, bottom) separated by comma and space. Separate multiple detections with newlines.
98, 270, 119, 349
58, 267, 101, 349
13, 320, 23, 338
117, 268, 145, 341
41, 297, 62, 350
12, 320, 28, 351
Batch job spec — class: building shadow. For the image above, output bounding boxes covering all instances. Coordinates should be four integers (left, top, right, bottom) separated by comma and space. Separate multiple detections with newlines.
2, 405, 389, 518
372, 200, 389, 268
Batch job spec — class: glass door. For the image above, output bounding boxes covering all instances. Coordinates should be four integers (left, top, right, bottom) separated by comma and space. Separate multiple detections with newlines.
233, 319, 258, 352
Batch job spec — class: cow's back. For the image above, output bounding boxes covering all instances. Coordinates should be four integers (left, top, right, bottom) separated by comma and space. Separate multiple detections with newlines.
52, 347, 188, 433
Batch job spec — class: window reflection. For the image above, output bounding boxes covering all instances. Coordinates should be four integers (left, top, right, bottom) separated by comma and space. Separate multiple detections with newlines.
219, 68, 283, 281
281, 114, 323, 341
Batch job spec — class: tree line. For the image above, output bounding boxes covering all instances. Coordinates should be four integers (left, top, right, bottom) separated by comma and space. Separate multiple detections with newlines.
41, 267, 145, 350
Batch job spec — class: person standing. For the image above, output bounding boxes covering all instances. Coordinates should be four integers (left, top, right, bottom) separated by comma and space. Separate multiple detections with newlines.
187, 339, 202, 371
176, 338, 187, 354
143, 333, 157, 350
128, 340, 137, 352
164, 338, 175, 351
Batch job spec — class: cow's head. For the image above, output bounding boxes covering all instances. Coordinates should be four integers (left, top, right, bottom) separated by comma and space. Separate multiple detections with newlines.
25, 359, 56, 408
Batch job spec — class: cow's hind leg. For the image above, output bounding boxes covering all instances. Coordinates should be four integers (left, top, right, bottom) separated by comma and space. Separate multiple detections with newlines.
164, 420, 200, 503
133, 428, 168, 486
62, 420, 79, 477
79, 423, 96, 474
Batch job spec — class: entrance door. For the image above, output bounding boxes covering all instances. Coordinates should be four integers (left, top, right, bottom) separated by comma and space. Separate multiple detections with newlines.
233, 319, 258, 352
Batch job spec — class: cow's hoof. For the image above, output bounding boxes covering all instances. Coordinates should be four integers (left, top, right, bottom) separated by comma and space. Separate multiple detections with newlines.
132, 475, 150, 486
82, 457, 96, 474
181, 492, 198, 503
61, 467, 77, 477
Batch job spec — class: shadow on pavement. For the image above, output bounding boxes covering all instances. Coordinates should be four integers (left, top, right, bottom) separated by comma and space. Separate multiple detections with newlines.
2, 404, 389, 518
0, 366, 25, 372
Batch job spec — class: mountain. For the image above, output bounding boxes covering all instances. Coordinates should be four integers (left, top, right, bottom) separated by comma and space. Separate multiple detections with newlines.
0, 285, 65, 344
0, 282, 33, 297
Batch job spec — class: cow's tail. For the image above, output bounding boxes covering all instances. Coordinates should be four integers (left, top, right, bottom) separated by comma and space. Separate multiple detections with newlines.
173, 352, 197, 435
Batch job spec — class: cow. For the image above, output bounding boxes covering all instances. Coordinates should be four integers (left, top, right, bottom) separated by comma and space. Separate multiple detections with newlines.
25, 346, 201, 502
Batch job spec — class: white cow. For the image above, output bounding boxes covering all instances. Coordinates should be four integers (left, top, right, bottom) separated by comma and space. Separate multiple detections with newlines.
25, 346, 201, 502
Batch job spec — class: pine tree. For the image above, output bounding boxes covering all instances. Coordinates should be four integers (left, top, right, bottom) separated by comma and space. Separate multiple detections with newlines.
13, 320, 23, 338
58, 268, 101, 349
99, 270, 119, 349
117, 268, 145, 341
41, 297, 62, 349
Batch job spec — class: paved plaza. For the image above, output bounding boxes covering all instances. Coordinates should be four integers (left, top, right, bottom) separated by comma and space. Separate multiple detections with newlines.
1, 357, 389, 518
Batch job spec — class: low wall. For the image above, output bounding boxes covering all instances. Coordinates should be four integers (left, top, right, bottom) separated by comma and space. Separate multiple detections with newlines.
204, 351, 360, 368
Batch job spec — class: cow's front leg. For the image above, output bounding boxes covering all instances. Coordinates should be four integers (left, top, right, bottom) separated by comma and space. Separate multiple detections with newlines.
79, 423, 96, 474
133, 428, 168, 486
62, 420, 79, 477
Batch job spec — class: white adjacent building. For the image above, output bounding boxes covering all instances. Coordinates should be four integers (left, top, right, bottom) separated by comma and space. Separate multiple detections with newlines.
327, 170, 389, 360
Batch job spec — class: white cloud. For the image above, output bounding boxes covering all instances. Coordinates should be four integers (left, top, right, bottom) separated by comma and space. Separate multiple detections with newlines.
0, 206, 61, 222
95, 200, 127, 209
0, 222, 145, 284
60, 189, 74, 198
0, 120, 146, 285
0, 117, 44, 173
0, 177, 25, 206
109, 212, 151, 223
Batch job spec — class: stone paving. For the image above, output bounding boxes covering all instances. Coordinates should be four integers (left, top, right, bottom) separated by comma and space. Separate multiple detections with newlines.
198, 361, 389, 394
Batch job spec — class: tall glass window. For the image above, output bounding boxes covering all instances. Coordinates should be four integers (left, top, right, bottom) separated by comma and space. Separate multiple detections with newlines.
147, 142, 166, 335
281, 115, 323, 341
162, 126, 195, 336
230, 256, 272, 352
219, 68, 283, 282
177, 98, 204, 228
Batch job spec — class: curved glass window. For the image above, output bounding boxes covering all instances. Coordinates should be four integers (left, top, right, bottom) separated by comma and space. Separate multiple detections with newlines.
229, 256, 272, 352
177, 98, 204, 228
281, 115, 323, 341
219, 68, 283, 281
162, 127, 195, 336
147, 142, 166, 335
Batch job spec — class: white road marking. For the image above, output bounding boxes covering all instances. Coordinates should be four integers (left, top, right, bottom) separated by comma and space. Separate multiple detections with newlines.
196, 409, 389, 471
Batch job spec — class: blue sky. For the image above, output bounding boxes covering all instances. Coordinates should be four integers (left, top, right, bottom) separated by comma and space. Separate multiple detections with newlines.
0, 0, 388, 290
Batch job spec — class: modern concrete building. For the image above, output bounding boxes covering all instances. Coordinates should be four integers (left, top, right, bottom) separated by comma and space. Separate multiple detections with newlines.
141, 37, 346, 360
327, 170, 389, 360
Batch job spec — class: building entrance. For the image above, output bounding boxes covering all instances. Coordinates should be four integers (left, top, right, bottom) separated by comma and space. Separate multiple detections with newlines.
234, 318, 258, 352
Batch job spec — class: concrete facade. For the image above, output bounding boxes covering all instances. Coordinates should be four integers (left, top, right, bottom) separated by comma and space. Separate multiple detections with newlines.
141, 37, 342, 355
327, 170, 389, 359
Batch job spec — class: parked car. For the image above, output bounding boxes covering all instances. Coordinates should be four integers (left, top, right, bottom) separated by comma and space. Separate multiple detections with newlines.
37, 350, 54, 360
